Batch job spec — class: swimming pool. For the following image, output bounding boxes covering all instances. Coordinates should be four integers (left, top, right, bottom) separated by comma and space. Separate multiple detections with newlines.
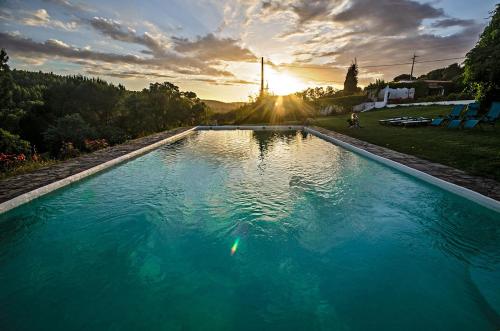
1, 130, 499, 330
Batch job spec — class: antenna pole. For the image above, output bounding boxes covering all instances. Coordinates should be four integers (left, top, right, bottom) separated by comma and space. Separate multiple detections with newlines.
260, 57, 264, 96
410, 53, 418, 80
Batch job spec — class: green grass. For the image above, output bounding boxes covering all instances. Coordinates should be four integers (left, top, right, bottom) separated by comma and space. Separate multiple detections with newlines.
312, 105, 500, 182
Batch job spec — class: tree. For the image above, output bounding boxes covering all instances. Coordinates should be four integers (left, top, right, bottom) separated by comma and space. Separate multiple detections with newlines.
393, 74, 415, 82
343, 63, 358, 95
43, 113, 96, 154
464, 4, 500, 110
0, 49, 14, 111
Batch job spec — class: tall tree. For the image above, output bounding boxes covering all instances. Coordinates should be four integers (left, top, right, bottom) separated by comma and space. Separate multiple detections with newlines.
464, 4, 500, 110
0, 49, 13, 110
343, 62, 358, 95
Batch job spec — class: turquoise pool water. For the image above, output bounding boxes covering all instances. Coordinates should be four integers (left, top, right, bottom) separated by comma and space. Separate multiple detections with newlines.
1, 130, 499, 330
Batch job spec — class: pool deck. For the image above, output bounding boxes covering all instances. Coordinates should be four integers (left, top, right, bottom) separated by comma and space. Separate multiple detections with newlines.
1, 125, 499, 212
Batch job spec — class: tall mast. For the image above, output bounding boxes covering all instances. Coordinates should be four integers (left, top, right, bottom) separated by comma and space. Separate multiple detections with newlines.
260, 57, 264, 96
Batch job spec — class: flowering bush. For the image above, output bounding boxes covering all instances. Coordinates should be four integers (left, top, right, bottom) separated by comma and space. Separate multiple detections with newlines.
0, 128, 31, 155
0, 153, 26, 171
59, 142, 80, 159
84, 138, 109, 152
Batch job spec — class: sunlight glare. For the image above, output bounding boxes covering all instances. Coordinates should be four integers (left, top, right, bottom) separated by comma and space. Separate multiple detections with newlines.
266, 69, 306, 95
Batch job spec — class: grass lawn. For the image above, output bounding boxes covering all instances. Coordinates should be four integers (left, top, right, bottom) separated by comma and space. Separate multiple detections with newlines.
312, 105, 500, 182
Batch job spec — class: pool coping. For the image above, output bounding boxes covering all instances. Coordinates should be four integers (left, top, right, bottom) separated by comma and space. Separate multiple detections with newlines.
0, 127, 196, 214
1, 125, 499, 214
303, 126, 500, 213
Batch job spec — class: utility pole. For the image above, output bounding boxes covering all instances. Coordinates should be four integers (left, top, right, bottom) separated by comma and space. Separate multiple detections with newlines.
410, 53, 418, 80
260, 57, 264, 96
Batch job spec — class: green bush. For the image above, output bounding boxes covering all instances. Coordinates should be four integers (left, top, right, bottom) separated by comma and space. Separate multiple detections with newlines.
318, 95, 368, 114
97, 125, 128, 145
84, 139, 109, 152
58, 142, 80, 159
0, 128, 31, 155
43, 113, 96, 155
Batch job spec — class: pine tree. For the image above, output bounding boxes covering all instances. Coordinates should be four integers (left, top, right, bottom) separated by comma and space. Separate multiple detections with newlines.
0, 49, 13, 110
343, 62, 358, 95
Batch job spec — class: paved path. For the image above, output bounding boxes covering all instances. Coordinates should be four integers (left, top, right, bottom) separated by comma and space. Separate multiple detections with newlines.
0, 127, 191, 204
310, 126, 500, 202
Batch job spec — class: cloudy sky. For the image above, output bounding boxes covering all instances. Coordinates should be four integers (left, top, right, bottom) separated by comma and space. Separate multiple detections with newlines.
0, 0, 496, 101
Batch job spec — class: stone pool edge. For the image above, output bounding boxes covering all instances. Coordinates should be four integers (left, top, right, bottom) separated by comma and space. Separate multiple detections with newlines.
0, 127, 196, 214
1, 125, 499, 214
303, 126, 500, 213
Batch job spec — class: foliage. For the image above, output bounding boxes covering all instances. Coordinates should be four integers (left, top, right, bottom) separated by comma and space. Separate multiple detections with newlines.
0, 158, 57, 180
213, 95, 315, 124
58, 142, 80, 159
0, 48, 17, 131
364, 79, 387, 98
393, 74, 415, 82
318, 95, 368, 114
0, 152, 26, 172
295, 86, 340, 102
84, 139, 109, 152
0, 128, 31, 155
0, 50, 208, 169
343, 63, 359, 95
418, 63, 464, 81
464, 4, 500, 111
43, 113, 96, 153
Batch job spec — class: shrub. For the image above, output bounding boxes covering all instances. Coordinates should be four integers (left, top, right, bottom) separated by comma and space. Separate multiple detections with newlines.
0, 128, 31, 155
0, 152, 26, 171
43, 113, 95, 155
318, 95, 368, 114
58, 142, 80, 159
97, 125, 128, 145
84, 138, 109, 152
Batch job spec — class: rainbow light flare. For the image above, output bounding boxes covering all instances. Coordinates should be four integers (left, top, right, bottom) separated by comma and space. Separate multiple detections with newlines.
231, 237, 240, 256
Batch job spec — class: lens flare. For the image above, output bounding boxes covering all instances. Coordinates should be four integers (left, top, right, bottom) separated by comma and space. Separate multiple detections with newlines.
231, 237, 240, 256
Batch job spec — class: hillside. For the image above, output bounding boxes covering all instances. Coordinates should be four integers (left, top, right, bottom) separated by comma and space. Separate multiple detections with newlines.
202, 99, 246, 113
210, 95, 315, 124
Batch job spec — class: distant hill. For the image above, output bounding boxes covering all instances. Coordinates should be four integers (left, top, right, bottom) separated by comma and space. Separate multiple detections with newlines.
210, 95, 315, 124
202, 99, 246, 113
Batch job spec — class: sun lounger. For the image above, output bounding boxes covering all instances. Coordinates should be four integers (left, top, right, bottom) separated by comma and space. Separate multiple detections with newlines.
379, 117, 410, 125
379, 117, 431, 127
431, 104, 465, 126
463, 102, 500, 129
447, 103, 480, 129
399, 118, 432, 127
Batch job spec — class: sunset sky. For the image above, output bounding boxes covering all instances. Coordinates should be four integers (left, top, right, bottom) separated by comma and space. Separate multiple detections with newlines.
0, 0, 496, 101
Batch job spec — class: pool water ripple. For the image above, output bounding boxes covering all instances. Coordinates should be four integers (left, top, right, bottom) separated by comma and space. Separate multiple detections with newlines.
0, 130, 499, 331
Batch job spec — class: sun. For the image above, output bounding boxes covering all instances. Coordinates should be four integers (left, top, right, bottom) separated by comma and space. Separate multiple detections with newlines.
266, 69, 307, 96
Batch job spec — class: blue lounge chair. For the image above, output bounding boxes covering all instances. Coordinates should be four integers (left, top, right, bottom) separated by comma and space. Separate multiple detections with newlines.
447, 119, 462, 128
447, 103, 480, 128
464, 103, 479, 120
431, 104, 465, 126
463, 102, 500, 129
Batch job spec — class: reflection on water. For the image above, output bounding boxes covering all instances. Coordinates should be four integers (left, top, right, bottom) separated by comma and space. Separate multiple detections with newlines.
0, 130, 499, 330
